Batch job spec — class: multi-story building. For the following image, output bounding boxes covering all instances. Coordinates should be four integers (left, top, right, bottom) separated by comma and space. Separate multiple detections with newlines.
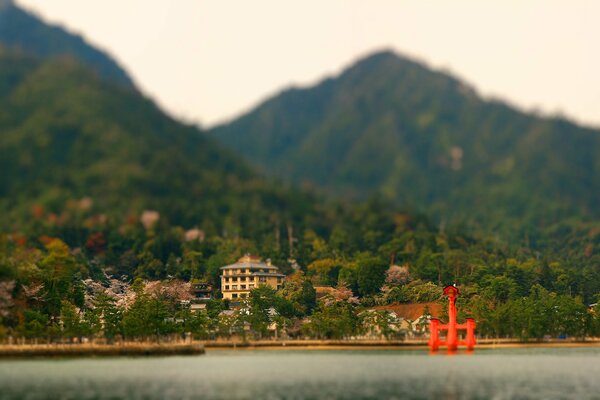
188, 279, 213, 313
220, 255, 285, 300
191, 279, 213, 301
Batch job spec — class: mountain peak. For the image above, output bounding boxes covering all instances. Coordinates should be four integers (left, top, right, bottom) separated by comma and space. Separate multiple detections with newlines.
357, 49, 399, 62
353, 49, 433, 68
346, 49, 405, 71
211, 50, 600, 231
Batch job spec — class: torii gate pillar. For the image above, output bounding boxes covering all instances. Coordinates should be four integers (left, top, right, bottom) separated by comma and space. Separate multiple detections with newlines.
428, 285, 476, 352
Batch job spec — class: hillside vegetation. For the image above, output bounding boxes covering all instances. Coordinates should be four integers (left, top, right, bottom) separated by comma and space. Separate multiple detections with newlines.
0, 48, 331, 239
0, 10, 599, 342
211, 51, 600, 238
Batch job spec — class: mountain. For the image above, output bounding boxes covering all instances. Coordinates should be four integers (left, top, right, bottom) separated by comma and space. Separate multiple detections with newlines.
211, 51, 600, 235
0, 0, 133, 87
0, 48, 328, 238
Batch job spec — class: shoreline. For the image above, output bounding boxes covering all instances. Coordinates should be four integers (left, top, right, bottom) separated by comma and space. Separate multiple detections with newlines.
0, 343, 205, 358
1, 339, 600, 358
201, 338, 600, 351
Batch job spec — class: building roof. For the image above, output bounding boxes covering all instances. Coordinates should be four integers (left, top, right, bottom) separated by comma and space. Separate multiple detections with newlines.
372, 302, 442, 321
314, 286, 336, 299
443, 285, 459, 297
252, 272, 286, 277
220, 254, 280, 271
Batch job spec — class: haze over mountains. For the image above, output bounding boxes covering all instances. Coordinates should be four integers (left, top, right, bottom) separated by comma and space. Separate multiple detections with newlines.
1, 0, 598, 245
0, 2, 336, 239
211, 51, 600, 234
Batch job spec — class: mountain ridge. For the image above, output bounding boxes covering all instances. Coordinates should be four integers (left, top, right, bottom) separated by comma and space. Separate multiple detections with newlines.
210, 50, 600, 236
0, 49, 330, 239
0, 2, 133, 87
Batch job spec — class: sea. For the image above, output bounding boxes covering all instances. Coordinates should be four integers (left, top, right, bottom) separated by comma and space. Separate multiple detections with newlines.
0, 347, 598, 399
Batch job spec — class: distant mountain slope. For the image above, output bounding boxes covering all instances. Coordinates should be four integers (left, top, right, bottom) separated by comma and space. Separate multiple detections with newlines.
0, 0, 133, 87
211, 51, 600, 233
0, 49, 324, 235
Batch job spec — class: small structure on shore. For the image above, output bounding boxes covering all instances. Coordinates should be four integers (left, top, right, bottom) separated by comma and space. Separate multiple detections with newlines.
428, 285, 476, 351
372, 302, 442, 339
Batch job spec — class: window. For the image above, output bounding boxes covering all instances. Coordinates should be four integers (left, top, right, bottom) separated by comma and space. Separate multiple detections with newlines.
249, 276, 255, 282
249, 284, 255, 289
240, 293, 247, 298
241, 285, 246, 289
225, 285, 229, 290
232, 293, 238, 299
259, 277, 267, 283
225, 277, 230, 282
241, 277, 246, 282
232, 277, 238, 282
232, 285, 238, 290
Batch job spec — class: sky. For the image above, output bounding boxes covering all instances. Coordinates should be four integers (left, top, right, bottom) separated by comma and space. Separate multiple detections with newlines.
16, 0, 600, 129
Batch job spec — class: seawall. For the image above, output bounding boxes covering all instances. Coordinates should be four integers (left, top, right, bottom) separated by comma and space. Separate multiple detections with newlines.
0, 343, 205, 358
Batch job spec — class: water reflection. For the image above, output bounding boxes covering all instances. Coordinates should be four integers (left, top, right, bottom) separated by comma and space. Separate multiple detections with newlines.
0, 348, 599, 399
428, 349, 474, 356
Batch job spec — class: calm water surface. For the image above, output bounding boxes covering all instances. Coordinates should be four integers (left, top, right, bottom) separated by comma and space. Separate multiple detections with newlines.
0, 347, 598, 399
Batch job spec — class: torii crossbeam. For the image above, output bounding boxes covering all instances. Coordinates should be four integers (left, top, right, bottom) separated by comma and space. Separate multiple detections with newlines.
428, 285, 476, 351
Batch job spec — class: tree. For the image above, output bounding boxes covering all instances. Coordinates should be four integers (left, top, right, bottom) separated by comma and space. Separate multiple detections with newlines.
20, 309, 49, 340
93, 292, 123, 342
122, 294, 170, 340
183, 309, 209, 339
247, 286, 278, 337
360, 310, 396, 339
40, 239, 83, 317
355, 255, 388, 296
307, 258, 339, 286
305, 301, 359, 339
0, 280, 15, 322
481, 275, 518, 303
60, 300, 84, 341
280, 271, 316, 315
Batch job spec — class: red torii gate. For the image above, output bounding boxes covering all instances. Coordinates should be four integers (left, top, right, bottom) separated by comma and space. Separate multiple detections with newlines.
428, 285, 476, 351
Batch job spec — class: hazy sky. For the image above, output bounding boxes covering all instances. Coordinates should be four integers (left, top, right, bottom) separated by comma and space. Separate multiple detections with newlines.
16, 0, 600, 128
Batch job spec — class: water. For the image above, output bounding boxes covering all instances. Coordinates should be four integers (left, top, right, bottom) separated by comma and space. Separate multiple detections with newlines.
0, 347, 598, 399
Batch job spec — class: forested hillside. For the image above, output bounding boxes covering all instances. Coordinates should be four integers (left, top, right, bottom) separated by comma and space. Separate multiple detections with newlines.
0, 0, 133, 87
0, 16, 599, 342
211, 51, 600, 238
0, 48, 337, 241
0, 48, 595, 302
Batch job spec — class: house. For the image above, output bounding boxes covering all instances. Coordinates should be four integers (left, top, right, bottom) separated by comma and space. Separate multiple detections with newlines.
220, 255, 286, 300
314, 286, 336, 300
191, 279, 213, 301
371, 302, 442, 338
190, 303, 207, 313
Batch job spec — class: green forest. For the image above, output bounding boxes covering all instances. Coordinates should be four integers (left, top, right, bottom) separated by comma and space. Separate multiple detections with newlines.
211, 51, 600, 239
0, 3, 599, 343
1, 196, 599, 341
